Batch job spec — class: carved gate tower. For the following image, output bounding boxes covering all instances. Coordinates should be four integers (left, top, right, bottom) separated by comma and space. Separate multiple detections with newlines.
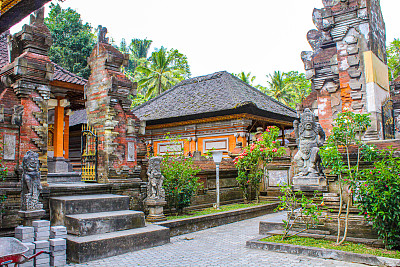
85, 26, 140, 183
301, 0, 389, 139
0, 8, 52, 183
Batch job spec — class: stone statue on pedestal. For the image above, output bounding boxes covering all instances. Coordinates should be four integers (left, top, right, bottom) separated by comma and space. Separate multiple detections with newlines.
144, 157, 166, 222
19, 151, 45, 225
145, 157, 165, 201
293, 109, 326, 190
21, 151, 43, 211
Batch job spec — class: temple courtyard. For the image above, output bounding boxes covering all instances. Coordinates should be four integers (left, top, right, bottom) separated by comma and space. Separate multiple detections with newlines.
67, 212, 368, 267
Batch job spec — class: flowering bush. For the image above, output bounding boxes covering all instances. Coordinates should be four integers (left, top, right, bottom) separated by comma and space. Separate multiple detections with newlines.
233, 126, 285, 202
357, 149, 400, 249
161, 137, 201, 215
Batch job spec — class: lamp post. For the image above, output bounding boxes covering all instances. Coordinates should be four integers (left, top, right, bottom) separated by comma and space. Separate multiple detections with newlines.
211, 150, 224, 209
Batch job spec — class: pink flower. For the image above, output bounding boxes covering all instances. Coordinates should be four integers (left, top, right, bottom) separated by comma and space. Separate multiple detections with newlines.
266, 129, 270, 132
272, 141, 276, 144
364, 212, 368, 215
247, 180, 250, 184
272, 148, 277, 153
364, 184, 368, 187
260, 148, 264, 152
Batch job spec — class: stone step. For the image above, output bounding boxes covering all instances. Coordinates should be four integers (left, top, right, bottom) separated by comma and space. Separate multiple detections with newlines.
65, 210, 145, 236
47, 172, 82, 183
67, 225, 170, 263
50, 194, 130, 225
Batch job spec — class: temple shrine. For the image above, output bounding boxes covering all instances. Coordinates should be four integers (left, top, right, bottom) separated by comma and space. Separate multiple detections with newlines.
133, 71, 297, 157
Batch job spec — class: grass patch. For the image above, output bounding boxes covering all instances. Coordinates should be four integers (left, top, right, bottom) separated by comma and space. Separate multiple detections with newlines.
260, 235, 400, 259
167, 201, 274, 220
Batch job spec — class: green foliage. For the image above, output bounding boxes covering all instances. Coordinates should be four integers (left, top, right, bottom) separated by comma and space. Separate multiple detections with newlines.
357, 149, 400, 249
387, 39, 400, 81
233, 71, 257, 86
0, 140, 8, 213
161, 136, 201, 214
319, 111, 371, 245
234, 126, 285, 202
275, 184, 323, 239
135, 47, 190, 98
261, 235, 400, 259
45, 3, 96, 79
283, 71, 312, 108
258, 71, 311, 109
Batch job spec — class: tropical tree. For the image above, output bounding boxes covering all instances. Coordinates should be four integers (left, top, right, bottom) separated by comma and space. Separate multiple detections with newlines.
234, 72, 256, 86
45, 3, 96, 79
265, 71, 292, 106
387, 39, 400, 81
284, 71, 311, 108
135, 47, 190, 98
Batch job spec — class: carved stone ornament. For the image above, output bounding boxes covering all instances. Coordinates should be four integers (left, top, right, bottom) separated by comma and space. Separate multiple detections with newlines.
97, 25, 109, 44
293, 109, 325, 179
145, 157, 165, 201
12, 105, 24, 126
21, 151, 43, 211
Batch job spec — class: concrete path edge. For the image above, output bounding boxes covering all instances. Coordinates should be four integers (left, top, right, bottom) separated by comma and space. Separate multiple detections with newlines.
246, 237, 400, 267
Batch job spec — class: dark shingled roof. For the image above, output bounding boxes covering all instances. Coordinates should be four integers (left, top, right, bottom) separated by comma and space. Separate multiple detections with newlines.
69, 109, 87, 126
53, 63, 87, 86
133, 71, 297, 123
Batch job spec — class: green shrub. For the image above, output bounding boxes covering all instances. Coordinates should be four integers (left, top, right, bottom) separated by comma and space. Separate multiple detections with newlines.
357, 149, 400, 249
276, 184, 323, 239
161, 137, 201, 214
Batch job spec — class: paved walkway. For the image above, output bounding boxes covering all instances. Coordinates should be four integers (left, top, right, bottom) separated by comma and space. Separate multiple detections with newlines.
69, 212, 369, 267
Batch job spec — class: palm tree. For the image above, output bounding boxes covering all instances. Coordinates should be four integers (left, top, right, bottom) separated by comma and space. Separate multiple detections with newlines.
136, 47, 187, 97
235, 72, 256, 86
265, 71, 292, 106
129, 38, 153, 71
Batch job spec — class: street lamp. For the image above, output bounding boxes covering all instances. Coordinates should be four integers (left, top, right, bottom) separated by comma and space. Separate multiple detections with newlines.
211, 150, 224, 209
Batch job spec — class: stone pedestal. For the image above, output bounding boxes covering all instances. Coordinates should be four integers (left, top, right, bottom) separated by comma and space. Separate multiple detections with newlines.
292, 175, 327, 192
18, 209, 45, 226
48, 157, 72, 173
145, 199, 167, 222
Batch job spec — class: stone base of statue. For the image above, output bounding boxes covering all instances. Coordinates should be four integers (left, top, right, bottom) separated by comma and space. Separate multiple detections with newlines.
293, 175, 328, 192
18, 209, 45, 226
145, 199, 167, 222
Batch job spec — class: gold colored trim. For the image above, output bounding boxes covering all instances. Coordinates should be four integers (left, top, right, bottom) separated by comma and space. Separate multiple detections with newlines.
1, 0, 23, 14
146, 113, 294, 130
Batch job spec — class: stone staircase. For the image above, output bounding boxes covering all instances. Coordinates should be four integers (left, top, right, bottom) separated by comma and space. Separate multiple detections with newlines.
50, 194, 169, 263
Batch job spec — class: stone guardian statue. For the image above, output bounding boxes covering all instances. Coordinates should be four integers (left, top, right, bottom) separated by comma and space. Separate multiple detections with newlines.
21, 151, 43, 211
144, 157, 166, 222
292, 109, 327, 190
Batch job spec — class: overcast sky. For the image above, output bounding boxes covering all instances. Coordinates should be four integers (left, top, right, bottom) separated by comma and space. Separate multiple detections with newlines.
11, 0, 399, 86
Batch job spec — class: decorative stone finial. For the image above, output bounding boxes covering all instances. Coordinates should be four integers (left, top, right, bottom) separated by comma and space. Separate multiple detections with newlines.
30, 7, 45, 25
97, 25, 109, 44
